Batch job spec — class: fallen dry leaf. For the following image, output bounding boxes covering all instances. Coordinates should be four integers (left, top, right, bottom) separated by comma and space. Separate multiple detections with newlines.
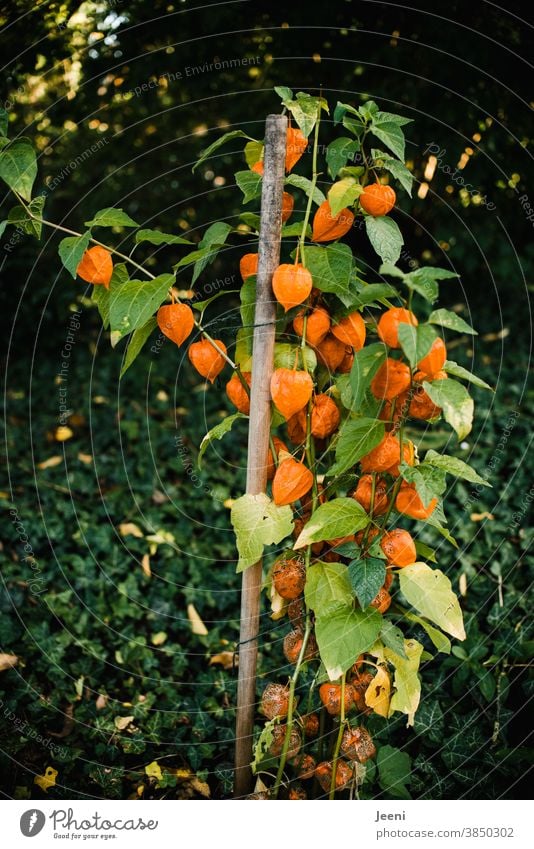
270, 582, 287, 621
459, 573, 468, 597
151, 489, 168, 505
209, 651, 236, 670
187, 603, 208, 636
55, 426, 73, 442
34, 766, 58, 792
0, 653, 18, 672
114, 715, 134, 731
141, 553, 151, 578
78, 453, 93, 465
118, 522, 144, 538
95, 694, 108, 710
470, 512, 495, 522
145, 761, 163, 781
37, 456, 62, 470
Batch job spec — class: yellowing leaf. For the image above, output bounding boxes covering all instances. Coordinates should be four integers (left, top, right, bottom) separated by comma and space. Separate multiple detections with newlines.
385, 638, 423, 726
78, 452, 93, 464
209, 651, 236, 670
145, 761, 163, 781
151, 631, 167, 646
114, 715, 134, 731
190, 776, 211, 798
270, 581, 287, 621
34, 766, 58, 792
118, 522, 144, 538
55, 426, 73, 442
141, 553, 151, 577
187, 603, 208, 636
364, 664, 391, 717
37, 456, 62, 470
231, 493, 294, 573
399, 562, 466, 641
470, 511, 494, 522
0, 653, 18, 672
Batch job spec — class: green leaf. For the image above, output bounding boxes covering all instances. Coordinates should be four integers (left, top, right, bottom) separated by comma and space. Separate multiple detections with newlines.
0, 139, 37, 201
400, 609, 451, 654
327, 177, 360, 217
377, 745, 412, 799
285, 174, 325, 206
85, 207, 138, 228
347, 283, 400, 308
294, 498, 369, 550
303, 243, 354, 305
315, 605, 382, 680
424, 449, 491, 487
349, 342, 388, 410
274, 85, 293, 102
348, 557, 386, 610
198, 412, 247, 468
384, 639, 423, 726
0, 221, 7, 239
58, 232, 91, 278
403, 266, 458, 304
281, 92, 326, 137
281, 220, 311, 238
92, 262, 127, 330
374, 110, 412, 127
443, 360, 493, 390
252, 718, 277, 774
231, 493, 294, 573
235, 327, 253, 369
192, 130, 254, 172
239, 212, 261, 231
400, 463, 447, 508
371, 148, 413, 196
423, 378, 474, 440
414, 541, 437, 564
7, 196, 45, 239
365, 216, 403, 265
0, 108, 8, 137
305, 562, 353, 614
399, 562, 466, 640
244, 140, 264, 168
273, 342, 316, 372
326, 137, 360, 179
109, 273, 175, 339
235, 170, 262, 203
397, 323, 437, 368
191, 221, 233, 283
369, 121, 406, 161
328, 418, 385, 476
135, 229, 192, 246
119, 317, 157, 378
428, 308, 477, 335
380, 621, 407, 658
239, 276, 256, 329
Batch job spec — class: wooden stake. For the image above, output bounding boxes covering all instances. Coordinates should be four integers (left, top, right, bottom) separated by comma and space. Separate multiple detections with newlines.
234, 113, 288, 798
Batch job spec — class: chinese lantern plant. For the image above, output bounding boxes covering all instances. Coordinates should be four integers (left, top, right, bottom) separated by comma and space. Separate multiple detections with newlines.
0, 88, 493, 800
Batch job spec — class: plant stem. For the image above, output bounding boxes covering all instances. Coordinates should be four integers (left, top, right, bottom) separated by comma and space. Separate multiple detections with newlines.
329, 673, 346, 799
298, 112, 321, 267
271, 618, 312, 798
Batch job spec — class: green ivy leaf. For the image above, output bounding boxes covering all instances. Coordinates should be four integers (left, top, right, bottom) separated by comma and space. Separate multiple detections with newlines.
192, 130, 254, 172
109, 273, 175, 339
397, 323, 437, 368
424, 449, 491, 487
423, 378, 474, 440
58, 232, 91, 278
365, 216, 403, 265
120, 317, 157, 378
304, 243, 355, 305
377, 745, 412, 799
305, 562, 353, 614
328, 418, 385, 476
7, 196, 45, 239
85, 207, 138, 228
371, 148, 414, 196
235, 170, 262, 203
443, 360, 493, 390
315, 605, 382, 680
399, 562, 466, 640
326, 137, 360, 179
293, 498, 369, 550
198, 412, 248, 468
380, 620, 407, 658
428, 308, 477, 335
135, 229, 193, 246
231, 493, 294, 573
348, 557, 386, 610
349, 342, 388, 410
384, 639, 423, 726
285, 174, 326, 206
0, 139, 37, 201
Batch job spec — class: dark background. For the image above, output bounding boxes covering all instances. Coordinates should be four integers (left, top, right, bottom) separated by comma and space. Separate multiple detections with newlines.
0, 0, 532, 800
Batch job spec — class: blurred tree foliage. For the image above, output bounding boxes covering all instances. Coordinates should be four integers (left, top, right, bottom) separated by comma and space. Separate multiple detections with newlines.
1, 0, 533, 355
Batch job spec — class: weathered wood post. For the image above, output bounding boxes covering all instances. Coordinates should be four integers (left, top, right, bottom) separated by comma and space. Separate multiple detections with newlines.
234, 113, 288, 798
